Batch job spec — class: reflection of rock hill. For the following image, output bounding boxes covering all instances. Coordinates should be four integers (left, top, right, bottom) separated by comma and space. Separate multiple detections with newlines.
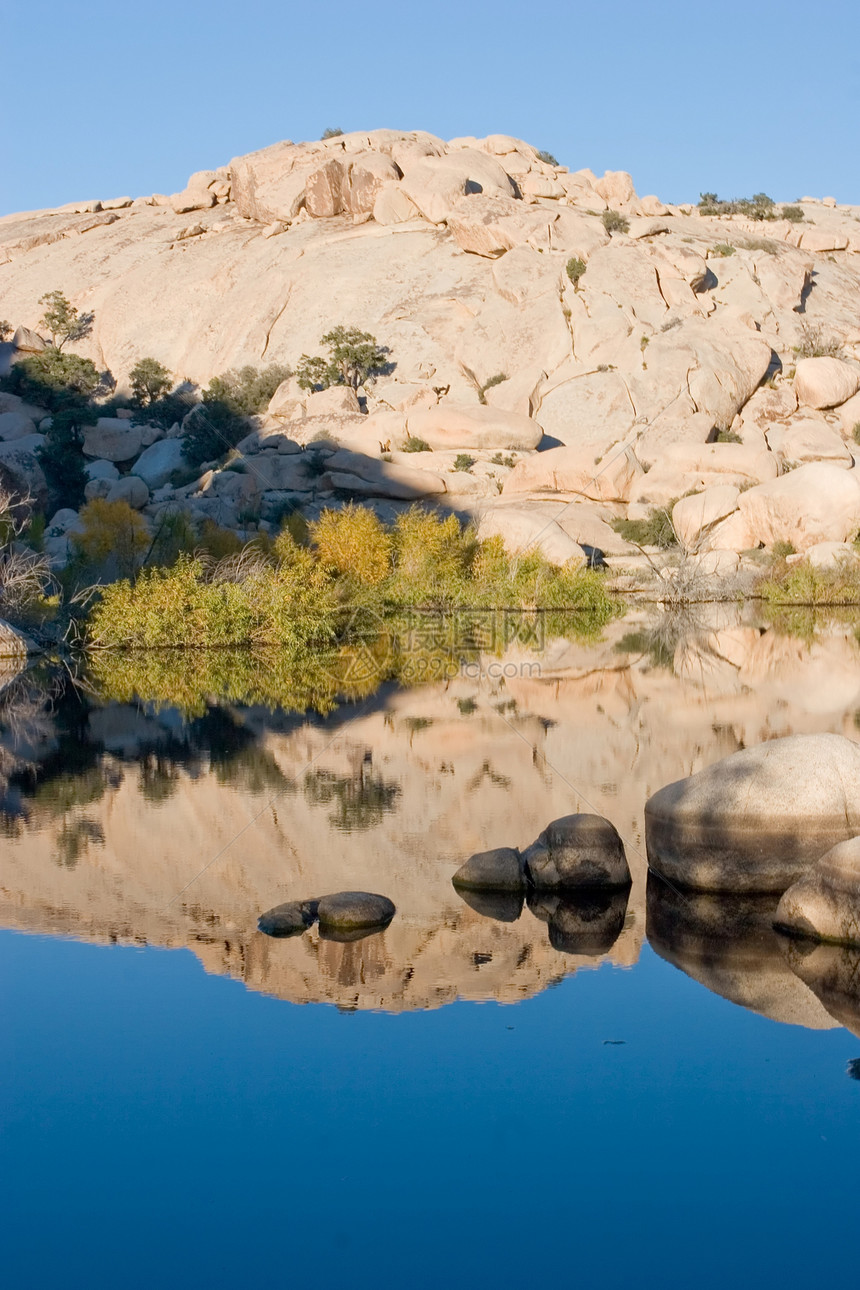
2, 611, 860, 1016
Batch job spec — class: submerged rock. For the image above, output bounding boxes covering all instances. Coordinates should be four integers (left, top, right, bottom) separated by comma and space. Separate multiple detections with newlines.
522, 813, 631, 890
258, 899, 320, 938
528, 888, 629, 956
316, 891, 395, 934
645, 734, 860, 893
452, 846, 526, 892
775, 837, 860, 948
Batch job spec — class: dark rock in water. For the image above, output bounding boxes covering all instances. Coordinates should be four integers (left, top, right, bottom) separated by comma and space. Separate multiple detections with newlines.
258, 899, 320, 938
316, 891, 395, 934
646, 873, 836, 1030
523, 814, 630, 890
528, 887, 629, 955
454, 884, 524, 923
645, 734, 860, 893
775, 837, 860, 948
452, 847, 526, 892
778, 937, 860, 1039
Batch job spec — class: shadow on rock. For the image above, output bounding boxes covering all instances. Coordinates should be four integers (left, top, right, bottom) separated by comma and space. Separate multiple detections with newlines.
645, 873, 838, 1029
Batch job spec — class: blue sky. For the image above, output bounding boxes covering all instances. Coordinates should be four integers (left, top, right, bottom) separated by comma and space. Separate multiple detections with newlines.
4, 0, 859, 214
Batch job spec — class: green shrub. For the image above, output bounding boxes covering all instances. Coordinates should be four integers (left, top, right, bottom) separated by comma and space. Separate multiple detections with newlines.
38, 290, 94, 351
321, 127, 344, 140
203, 363, 290, 416
490, 452, 516, 468
602, 210, 629, 235
781, 205, 804, 223
566, 256, 587, 286
712, 243, 735, 257
296, 327, 389, 392
1, 349, 101, 411
771, 540, 796, 558
402, 436, 431, 453
73, 498, 151, 580
0, 320, 12, 342
794, 324, 843, 359
478, 373, 507, 403
698, 192, 776, 220
182, 400, 246, 467
611, 505, 677, 549
536, 149, 559, 166
310, 505, 392, 585
453, 454, 475, 472
759, 560, 860, 606
129, 357, 172, 407
852, 423, 860, 446
715, 428, 743, 443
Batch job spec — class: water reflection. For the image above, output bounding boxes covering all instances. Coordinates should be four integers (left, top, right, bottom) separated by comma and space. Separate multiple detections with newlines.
1, 607, 860, 1024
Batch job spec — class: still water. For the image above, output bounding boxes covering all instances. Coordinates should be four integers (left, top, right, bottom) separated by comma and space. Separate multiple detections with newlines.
1, 607, 859, 1287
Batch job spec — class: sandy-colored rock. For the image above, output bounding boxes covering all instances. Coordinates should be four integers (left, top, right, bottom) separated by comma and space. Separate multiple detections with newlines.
788, 540, 860, 570
406, 404, 542, 451
646, 734, 860, 893
372, 183, 421, 226
476, 502, 587, 566
776, 838, 860, 947
446, 195, 554, 257
306, 385, 361, 417
535, 371, 636, 452
766, 419, 852, 467
631, 442, 777, 505
82, 419, 143, 462
671, 485, 740, 549
593, 170, 636, 207
11, 325, 46, 353
738, 462, 860, 551
400, 149, 517, 224
795, 357, 860, 410
503, 443, 642, 502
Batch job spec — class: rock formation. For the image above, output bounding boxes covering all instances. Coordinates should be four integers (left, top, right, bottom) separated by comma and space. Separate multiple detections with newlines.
1, 128, 859, 564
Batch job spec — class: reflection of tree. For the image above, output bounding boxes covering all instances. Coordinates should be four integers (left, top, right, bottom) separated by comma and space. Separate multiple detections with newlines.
56, 817, 105, 868
303, 768, 400, 832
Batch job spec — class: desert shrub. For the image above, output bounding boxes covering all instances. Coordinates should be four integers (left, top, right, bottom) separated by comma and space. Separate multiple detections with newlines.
698, 192, 776, 220
794, 324, 843, 359
490, 452, 516, 468
146, 508, 196, 567
182, 401, 246, 467
310, 505, 392, 585
566, 256, 587, 286
204, 364, 290, 416
782, 205, 805, 223
712, 243, 735, 257
296, 327, 389, 392
72, 498, 151, 580
321, 127, 344, 139
388, 509, 477, 606
38, 290, 94, 350
1, 349, 101, 411
611, 505, 677, 549
39, 405, 94, 510
739, 237, 780, 254
453, 454, 475, 472
602, 210, 629, 235
772, 540, 796, 558
478, 373, 507, 403
129, 357, 172, 407
402, 436, 431, 453
536, 149, 559, 166
852, 423, 860, 446
0, 321, 12, 341
715, 428, 743, 443
759, 559, 860, 606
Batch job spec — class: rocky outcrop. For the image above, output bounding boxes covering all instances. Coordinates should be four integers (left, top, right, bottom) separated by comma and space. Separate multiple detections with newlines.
452, 813, 631, 894
775, 838, 860, 947
645, 734, 860, 893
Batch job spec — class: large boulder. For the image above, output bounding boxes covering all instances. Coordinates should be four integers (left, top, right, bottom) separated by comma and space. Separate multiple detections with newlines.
794, 357, 860, 410
765, 419, 852, 468
400, 150, 517, 224
0, 411, 37, 442
106, 476, 149, 509
645, 734, 860, 893
0, 435, 47, 505
405, 404, 542, 451
738, 462, 860, 551
258, 899, 320, 938
446, 195, 555, 257
452, 847, 526, 891
82, 419, 143, 462
131, 437, 189, 489
522, 814, 631, 890
671, 485, 740, 550
476, 503, 587, 566
775, 838, 860, 948
503, 443, 642, 502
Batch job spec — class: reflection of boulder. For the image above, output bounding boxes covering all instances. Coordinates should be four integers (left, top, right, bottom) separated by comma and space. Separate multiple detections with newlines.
528, 888, 629, 955
779, 938, 860, 1039
775, 838, 860, 949
645, 735, 860, 892
523, 814, 631, 890
646, 874, 837, 1029
455, 885, 524, 923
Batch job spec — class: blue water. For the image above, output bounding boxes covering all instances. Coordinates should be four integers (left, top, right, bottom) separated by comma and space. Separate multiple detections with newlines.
2, 929, 857, 1289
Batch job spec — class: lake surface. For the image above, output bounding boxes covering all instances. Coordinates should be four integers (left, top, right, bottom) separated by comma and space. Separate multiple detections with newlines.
1, 606, 859, 1287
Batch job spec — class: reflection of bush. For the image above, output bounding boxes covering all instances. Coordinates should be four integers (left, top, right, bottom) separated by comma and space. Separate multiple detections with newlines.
55, 817, 104, 868
303, 768, 400, 832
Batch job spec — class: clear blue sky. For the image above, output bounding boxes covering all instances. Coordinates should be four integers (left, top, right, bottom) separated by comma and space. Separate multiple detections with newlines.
4, 0, 859, 214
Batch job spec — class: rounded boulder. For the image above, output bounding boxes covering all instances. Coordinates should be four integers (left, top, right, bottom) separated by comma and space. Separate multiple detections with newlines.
522, 814, 631, 890
775, 837, 860, 948
452, 847, 525, 892
316, 891, 396, 934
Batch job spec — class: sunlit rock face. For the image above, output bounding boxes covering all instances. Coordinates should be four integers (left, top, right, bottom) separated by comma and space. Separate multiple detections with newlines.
775, 837, 860, 948
1, 610, 860, 1017
645, 734, 860, 893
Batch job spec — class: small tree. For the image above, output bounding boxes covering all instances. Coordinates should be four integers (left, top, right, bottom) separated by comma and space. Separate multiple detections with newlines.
38, 291, 94, 351
0, 321, 12, 342
321, 127, 344, 139
38, 404, 94, 511
296, 327, 389, 392
130, 357, 172, 406
602, 210, 629, 235
2, 349, 101, 411
566, 256, 587, 287
73, 498, 150, 580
